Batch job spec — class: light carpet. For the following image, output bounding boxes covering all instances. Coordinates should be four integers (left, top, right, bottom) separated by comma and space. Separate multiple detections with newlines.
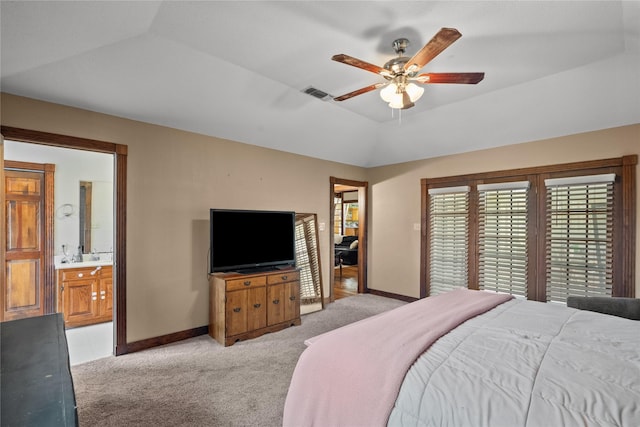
71, 294, 406, 426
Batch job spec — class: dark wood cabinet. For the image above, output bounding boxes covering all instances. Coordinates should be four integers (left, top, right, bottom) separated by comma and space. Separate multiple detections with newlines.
209, 268, 300, 346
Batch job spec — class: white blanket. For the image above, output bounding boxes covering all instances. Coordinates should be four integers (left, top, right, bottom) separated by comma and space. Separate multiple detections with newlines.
388, 298, 640, 426
283, 289, 512, 427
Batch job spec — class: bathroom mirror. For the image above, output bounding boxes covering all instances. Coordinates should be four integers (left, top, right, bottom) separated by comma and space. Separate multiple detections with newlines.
79, 180, 113, 254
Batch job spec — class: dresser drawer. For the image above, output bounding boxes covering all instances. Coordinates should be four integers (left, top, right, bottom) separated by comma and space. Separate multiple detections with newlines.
226, 276, 267, 291
267, 271, 300, 285
60, 269, 94, 281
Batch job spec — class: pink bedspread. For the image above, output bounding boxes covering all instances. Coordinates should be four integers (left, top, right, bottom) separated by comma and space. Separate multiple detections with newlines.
283, 288, 513, 427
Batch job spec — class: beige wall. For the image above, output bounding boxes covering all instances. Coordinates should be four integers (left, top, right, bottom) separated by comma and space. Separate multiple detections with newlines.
1, 93, 365, 342
367, 124, 640, 298
2, 93, 638, 344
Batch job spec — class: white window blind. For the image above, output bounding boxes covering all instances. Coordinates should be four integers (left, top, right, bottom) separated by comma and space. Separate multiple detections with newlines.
478, 181, 529, 297
295, 216, 322, 303
545, 174, 615, 303
428, 187, 469, 295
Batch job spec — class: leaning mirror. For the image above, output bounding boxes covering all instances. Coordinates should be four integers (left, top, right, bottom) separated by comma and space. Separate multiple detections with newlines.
295, 213, 324, 314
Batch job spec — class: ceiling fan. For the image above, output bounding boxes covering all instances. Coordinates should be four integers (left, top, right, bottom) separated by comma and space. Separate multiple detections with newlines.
332, 28, 484, 110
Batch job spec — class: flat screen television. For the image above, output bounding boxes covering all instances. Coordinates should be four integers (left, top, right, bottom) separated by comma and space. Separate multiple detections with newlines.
210, 209, 296, 273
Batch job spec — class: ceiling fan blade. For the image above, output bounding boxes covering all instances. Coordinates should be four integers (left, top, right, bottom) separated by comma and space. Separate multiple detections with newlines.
404, 28, 462, 74
414, 72, 485, 84
333, 83, 386, 101
332, 54, 392, 78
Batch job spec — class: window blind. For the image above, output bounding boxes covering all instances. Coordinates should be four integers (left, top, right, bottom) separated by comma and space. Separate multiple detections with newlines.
295, 216, 322, 303
545, 174, 615, 303
334, 196, 343, 235
428, 187, 469, 295
478, 181, 529, 297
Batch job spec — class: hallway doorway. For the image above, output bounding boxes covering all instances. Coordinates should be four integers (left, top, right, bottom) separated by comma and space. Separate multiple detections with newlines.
330, 177, 368, 301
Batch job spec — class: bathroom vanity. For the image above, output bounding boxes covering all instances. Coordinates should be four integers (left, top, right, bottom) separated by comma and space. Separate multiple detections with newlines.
56, 260, 113, 328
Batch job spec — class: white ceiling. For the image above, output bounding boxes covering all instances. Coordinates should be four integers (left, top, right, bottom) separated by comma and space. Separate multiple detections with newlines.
1, 1, 639, 167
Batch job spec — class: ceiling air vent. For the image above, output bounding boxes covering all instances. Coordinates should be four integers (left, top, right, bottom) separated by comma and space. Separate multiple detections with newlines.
302, 86, 331, 101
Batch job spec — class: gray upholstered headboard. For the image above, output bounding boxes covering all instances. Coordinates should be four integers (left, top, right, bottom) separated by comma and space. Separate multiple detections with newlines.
566, 296, 640, 320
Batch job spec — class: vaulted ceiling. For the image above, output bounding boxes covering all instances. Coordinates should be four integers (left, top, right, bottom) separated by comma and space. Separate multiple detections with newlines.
2, 1, 639, 167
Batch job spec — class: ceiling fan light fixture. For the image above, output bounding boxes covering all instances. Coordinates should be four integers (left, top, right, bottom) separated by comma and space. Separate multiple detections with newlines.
385, 87, 405, 109
388, 90, 415, 110
405, 83, 424, 102
381, 81, 422, 109
380, 83, 398, 102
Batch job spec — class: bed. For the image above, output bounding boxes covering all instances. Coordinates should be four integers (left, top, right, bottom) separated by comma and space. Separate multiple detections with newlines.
283, 288, 640, 427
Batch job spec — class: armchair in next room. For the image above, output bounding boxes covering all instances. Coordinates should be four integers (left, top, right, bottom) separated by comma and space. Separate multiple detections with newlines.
334, 235, 359, 266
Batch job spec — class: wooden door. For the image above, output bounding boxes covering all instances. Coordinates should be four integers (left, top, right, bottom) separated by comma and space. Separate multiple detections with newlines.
246, 286, 266, 331
267, 283, 285, 325
100, 269, 113, 319
63, 277, 98, 327
284, 281, 300, 322
226, 290, 248, 336
3, 170, 45, 321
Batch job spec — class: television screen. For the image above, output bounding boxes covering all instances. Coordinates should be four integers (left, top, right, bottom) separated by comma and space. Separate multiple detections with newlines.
210, 209, 296, 273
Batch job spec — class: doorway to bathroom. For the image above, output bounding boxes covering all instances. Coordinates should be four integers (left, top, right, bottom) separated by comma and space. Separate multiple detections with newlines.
1, 126, 128, 362
3, 140, 114, 364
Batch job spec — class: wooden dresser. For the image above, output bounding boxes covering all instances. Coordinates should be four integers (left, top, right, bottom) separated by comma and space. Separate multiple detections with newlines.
209, 268, 301, 346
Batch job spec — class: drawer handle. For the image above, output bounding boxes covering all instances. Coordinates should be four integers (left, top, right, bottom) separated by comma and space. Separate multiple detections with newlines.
91, 266, 102, 276
281, 275, 288, 280
233, 307, 241, 313
273, 299, 280, 305
78, 273, 84, 278
253, 303, 261, 308
243, 281, 251, 286
289, 296, 296, 301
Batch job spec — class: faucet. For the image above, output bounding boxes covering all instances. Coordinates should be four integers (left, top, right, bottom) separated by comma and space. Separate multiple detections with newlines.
61, 244, 70, 263
71, 245, 83, 263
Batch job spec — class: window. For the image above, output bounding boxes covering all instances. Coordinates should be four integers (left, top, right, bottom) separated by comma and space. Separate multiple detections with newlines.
478, 181, 529, 298
545, 174, 614, 302
333, 195, 342, 235
428, 187, 469, 295
421, 156, 636, 301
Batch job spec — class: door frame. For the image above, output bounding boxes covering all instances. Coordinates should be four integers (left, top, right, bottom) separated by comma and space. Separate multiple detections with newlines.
329, 177, 368, 302
1, 126, 129, 356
